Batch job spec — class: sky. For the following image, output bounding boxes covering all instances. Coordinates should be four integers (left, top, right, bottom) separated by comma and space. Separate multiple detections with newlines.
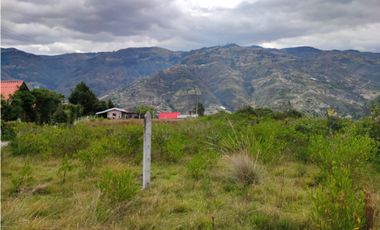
1, 0, 380, 54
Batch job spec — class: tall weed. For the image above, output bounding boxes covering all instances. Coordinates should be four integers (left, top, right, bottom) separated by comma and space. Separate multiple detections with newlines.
186, 152, 217, 179
312, 166, 365, 230
98, 169, 138, 204
10, 161, 32, 194
309, 133, 375, 179
219, 120, 284, 163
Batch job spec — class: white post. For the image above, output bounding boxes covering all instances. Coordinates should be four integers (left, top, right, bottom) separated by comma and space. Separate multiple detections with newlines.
143, 112, 152, 189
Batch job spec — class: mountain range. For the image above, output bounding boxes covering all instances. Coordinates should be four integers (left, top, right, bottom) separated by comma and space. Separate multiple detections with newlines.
2, 45, 380, 117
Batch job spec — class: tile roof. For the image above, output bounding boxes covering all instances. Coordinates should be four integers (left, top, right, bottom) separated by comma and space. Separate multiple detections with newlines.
0, 80, 28, 100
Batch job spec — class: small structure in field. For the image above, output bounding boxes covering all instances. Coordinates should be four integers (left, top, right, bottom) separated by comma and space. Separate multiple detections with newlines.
158, 112, 180, 119
0, 80, 29, 100
96, 107, 141, 119
178, 114, 198, 119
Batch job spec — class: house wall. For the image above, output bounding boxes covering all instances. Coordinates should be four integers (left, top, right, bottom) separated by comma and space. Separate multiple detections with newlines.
158, 112, 180, 119
107, 110, 124, 119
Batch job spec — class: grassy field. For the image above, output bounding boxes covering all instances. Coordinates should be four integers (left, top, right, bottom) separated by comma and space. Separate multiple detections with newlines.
1, 111, 380, 229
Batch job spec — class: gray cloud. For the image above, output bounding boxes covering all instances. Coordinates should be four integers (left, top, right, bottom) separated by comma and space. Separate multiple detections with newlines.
2, 0, 379, 54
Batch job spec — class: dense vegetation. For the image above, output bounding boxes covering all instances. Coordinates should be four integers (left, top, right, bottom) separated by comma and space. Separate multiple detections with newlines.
1, 82, 114, 126
1, 107, 379, 229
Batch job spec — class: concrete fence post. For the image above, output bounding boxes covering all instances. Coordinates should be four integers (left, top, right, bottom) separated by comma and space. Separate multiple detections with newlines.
143, 112, 152, 189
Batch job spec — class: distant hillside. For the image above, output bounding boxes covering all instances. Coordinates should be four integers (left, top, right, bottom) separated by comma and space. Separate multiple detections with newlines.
2, 45, 380, 117
109, 45, 380, 117
1, 47, 182, 95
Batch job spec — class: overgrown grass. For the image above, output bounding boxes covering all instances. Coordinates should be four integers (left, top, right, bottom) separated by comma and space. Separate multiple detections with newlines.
1, 114, 380, 229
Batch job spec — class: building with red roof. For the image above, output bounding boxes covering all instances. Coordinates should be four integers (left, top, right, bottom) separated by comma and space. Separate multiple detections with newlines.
0, 80, 29, 100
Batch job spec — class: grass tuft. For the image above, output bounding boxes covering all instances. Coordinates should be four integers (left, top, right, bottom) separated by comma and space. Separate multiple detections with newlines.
226, 152, 262, 186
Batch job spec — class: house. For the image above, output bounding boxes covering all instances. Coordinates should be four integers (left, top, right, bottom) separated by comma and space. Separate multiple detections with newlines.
96, 108, 128, 119
158, 112, 180, 119
95, 108, 141, 119
0, 80, 29, 100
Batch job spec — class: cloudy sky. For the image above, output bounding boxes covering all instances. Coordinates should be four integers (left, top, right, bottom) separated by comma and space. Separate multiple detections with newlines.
2, 0, 380, 54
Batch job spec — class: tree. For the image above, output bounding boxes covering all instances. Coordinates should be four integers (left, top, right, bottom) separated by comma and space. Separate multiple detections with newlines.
11, 90, 36, 121
95, 100, 108, 112
1, 98, 14, 121
53, 105, 68, 124
326, 108, 342, 134
68, 82, 98, 115
107, 99, 115, 108
193, 103, 205, 116
63, 104, 83, 124
136, 105, 156, 118
32, 88, 63, 124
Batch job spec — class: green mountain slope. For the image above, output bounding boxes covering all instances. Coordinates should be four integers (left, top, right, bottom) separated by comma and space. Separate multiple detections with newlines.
2, 45, 380, 117
109, 45, 380, 117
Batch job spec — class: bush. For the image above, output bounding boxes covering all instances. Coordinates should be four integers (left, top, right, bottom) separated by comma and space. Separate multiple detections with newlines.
312, 166, 365, 230
308, 133, 375, 178
49, 125, 93, 157
11, 123, 95, 157
226, 152, 261, 186
309, 129, 373, 229
186, 152, 217, 179
294, 118, 328, 136
165, 134, 185, 162
98, 169, 138, 204
1, 121, 16, 141
236, 106, 274, 118
153, 125, 186, 162
115, 125, 143, 157
77, 138, 110, 171
57, 155, 74, 183
11, 124, 50, 156
10, 161, 32, 194
219, 121, 284, 163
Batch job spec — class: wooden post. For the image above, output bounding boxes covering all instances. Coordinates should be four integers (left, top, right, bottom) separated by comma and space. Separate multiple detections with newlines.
143, 112, 152, 189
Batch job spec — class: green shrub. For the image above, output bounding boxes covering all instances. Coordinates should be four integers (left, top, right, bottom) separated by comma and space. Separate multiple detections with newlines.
308, 133, 375, 178
186, 152, 217, 179
11, 124, 50, 156
153, 125, 170, 156
98, 169, 138, 204
312, 166, 365, 230
48, 125, 93, 157
236, 106, 274, 118
360, 118, 380, 171
294, 118, 327, 136
11, 123, 95, 157
77, 139, 108, 171
219, 121, 284, 163
153, 125, 188, 162
277, 127, 309, 162
114, 125, 143, 157
10, 161, 32, 194
165, 134, 185, 162
1, 121, 16, 141
57, 155, 74, 183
